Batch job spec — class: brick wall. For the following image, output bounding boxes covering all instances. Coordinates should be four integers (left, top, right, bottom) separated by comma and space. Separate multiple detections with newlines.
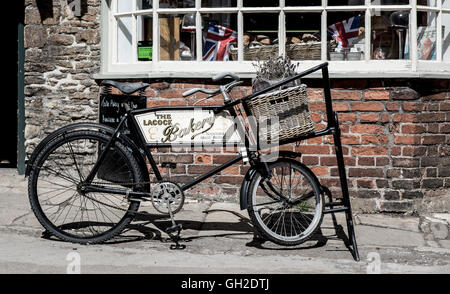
23, 0, 450, 214
136, 79, 450, 214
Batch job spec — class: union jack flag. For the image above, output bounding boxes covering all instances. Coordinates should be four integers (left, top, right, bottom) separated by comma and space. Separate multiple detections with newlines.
327, 15, 361, 50
202, 24, 237, 61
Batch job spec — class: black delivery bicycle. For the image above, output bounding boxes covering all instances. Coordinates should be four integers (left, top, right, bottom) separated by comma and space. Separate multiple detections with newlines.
25, 63, 360, 261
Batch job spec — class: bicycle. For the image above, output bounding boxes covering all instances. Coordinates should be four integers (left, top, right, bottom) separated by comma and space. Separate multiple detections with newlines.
25, 62, 360, 260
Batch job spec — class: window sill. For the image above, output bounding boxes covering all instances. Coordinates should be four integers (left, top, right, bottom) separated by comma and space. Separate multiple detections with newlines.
94, 70, 450, 80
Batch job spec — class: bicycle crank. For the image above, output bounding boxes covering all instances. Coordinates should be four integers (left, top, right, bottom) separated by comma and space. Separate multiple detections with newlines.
151, 182, 185, 215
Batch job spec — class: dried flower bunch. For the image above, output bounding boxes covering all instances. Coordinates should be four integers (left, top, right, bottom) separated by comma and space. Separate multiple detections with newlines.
252, 56, 300, 92
253, 56, 300, 81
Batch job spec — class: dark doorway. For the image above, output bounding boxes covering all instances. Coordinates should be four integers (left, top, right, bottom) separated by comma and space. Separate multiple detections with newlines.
0, 2, 24, 169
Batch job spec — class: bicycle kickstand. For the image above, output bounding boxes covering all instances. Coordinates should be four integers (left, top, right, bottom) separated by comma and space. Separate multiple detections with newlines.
165, 200, 185, 250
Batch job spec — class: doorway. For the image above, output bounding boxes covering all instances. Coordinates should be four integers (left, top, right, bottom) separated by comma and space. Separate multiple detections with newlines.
0, 2, 25, 171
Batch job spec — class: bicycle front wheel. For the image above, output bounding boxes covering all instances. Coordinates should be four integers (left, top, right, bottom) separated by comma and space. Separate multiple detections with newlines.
28, 130, 143, 244
247, 159, 324, 246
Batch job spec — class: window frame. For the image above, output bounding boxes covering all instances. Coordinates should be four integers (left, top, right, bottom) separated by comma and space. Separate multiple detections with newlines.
98, 0, 450, 78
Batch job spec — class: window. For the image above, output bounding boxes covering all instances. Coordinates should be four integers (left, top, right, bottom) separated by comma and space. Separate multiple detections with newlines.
100, 1, 450, 77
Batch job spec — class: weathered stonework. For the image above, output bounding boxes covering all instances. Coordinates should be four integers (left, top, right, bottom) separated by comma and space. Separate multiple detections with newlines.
24, 0, 100, 153
24, 0, 450, 214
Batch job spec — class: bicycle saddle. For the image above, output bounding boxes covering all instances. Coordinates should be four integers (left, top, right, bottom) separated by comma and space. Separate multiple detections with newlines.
101, 80, 150, 94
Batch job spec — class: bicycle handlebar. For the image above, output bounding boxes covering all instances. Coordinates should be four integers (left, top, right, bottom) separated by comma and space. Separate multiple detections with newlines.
182, 88, 220, 98
212, 72, 240, 82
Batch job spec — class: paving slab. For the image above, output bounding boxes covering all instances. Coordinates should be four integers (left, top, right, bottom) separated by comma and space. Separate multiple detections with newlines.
355, 214, 420, 232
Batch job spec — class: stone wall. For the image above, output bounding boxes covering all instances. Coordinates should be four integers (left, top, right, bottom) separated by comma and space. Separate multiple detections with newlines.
24, 0, 100, 154
23, 0, 450, 214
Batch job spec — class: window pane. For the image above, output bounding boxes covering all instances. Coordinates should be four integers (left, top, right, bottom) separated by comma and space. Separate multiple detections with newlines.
443, 13, 450, 61
328, 12, 365, 61
159, 0, 195, 8
201, 0, 237, 7
117, 0, 132, 13
117, 17, 133, 63
285, 13, 321, 60
137, 15, 153, 61
370, 0, 409, 4
328, 0, 365, 6
243, 0, 279, 7
417, 0, 437, 6
137, 0, 152, 9
202, 14, 238, 61
159, 14, 197, 60
243, 13, 279, 61
371, 11, 410, 60
417, 12, 438, 60
285, 0, 322, 6
443, 0, 450, 8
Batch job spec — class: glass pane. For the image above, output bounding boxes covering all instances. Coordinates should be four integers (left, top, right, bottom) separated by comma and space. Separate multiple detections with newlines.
137, 15, 153, 61
417, 11, 438, 60
328, 12, 365, 61
371, 11, 409, 60
159, 14, 197, 60
201, 0, 237, 7
443, 13, 450, 61
243, 13, 279, 61
243, 0, 279, 7
117, 0, 132, 13
443, 0, 450, 8
117, 16, 132, 63
417, 0, 437, 6
285, 13, 321, 60
285, 0, 322, 6
328, 0, 365, 5
137, 0, 152, 9
159, 0, 195, 8
202, 14, 238, 61
371, 0, 409, 4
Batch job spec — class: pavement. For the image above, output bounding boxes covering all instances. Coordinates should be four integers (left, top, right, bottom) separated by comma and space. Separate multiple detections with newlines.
0, 168, 449, 274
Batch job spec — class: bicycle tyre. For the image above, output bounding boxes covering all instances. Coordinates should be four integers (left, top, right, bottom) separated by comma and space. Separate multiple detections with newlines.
28, 130, 143, 244
247, 158, 324, 246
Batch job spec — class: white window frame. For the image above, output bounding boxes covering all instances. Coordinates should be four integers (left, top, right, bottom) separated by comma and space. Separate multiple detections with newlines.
98, 0, 450, 78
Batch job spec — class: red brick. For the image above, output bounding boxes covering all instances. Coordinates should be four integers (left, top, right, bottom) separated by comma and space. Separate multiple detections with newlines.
338, 113, 357, 122
331, 90, 362, 101
391, 146, 401, 156
441, 124, 450, 133
386, 102, 400, 111
402, 102, 425, 112
302, 156, 319, 165
357, 179, 375, 188
147, 99, 169, 108
351, 146, 387, 156
365, 91, 390, 100
309, 102, 326, 111
341, 134, 360, 145
351, 102, 383, 112
195, 154, 212, 164
360, 113, 379, 122
421, 113, 446, 123
333, 102, 349, 111
358, 157, 375, 166
361, 135, 382, 144
401, 124, 426, 134
295, 145, 330, 154
440, 102, 450, 111
351, 124, 383, 134
422, 135, 446, 145
311, 166, 329, 177
394, 135, 421, 145
159, 89, 186, 98
213, 155, 238, 164
320, 156, 337, 166
392, 113, 420, 123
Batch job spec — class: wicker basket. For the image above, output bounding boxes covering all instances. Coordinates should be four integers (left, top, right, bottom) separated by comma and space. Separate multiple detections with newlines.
230, 41, 337, 61
245, 84, 314, 143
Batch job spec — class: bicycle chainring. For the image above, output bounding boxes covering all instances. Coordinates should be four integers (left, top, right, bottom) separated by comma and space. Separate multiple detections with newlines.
151, 182, 185, 215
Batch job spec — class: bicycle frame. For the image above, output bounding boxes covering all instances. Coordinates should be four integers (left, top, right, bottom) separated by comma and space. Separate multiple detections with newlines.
83, 62, 336, 198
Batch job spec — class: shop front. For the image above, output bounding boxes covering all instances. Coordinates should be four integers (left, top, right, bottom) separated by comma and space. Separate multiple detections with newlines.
24, 0, 450, 213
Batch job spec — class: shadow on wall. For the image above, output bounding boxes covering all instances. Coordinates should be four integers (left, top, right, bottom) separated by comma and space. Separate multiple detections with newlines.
36, 0, 88, 20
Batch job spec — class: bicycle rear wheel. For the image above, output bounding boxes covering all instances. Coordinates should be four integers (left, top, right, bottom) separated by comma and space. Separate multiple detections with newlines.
247, 159, 324, 246
28, 130, 143, 244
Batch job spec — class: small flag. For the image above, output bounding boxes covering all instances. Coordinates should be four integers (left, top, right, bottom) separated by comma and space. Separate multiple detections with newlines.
327, 16, 361, 51
202, 24, 237, 61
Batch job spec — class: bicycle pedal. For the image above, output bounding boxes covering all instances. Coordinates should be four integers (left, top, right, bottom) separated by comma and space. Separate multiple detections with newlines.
170, 243, 186, 250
